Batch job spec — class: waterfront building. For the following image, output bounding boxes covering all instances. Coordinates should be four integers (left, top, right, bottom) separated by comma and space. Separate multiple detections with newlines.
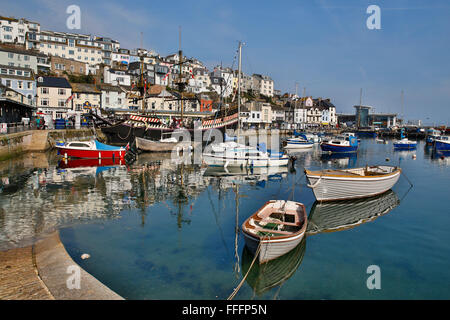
103, 66, 131, 86
70, 83, 101, 113
210, 66, 233, 98
50, 55, 88, 77
188, 67, 210, 94
0, 83, 35, 124
36, 76, 72, 119
252, 74, 274, 97
0, 64, 36, 105
98, 83, 128, 110
0, 16, 40, 46
30, 30, 121, 67
0, 44, 38, 73
111, 48, 131, 68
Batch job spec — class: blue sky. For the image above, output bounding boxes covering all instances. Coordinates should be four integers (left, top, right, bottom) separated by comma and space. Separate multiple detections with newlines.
2, 0, 450, 124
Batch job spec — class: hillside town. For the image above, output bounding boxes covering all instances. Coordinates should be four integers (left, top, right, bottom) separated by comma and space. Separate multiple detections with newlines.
0, 14, 348, 131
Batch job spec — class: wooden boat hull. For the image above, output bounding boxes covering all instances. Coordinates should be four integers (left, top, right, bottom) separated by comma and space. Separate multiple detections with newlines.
305, 166, 401, 201
242, 200, 307, 263
243, 230, 305, 263
135, 137, 192, 152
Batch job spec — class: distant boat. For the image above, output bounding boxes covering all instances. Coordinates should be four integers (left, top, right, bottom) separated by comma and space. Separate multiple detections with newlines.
284, 136, 314, 149
435, 136, 450, 151
394, 128, 417, 150
56, 140, 126, 159
305, 165, 401, 201
320, 135, 358, 153
135, 135, 195, 153
242, 200, 307, 263
426, 128, 441, 145
203, 142, 289, 168
306, 190, 400, 236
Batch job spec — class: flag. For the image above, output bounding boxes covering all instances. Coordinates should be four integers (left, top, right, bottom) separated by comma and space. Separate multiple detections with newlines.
65, 93, 75, 105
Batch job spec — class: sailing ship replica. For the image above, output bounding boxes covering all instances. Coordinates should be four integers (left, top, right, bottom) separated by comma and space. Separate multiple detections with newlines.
101, 41, 239, 145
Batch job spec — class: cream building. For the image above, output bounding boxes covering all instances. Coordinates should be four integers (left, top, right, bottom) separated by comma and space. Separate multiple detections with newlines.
70, 83, 101, 112
36, 76, 72, 119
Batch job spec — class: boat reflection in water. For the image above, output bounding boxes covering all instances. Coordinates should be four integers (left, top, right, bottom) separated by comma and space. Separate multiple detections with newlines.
203, 165, 288, 189
306, 190, 400, 236
320, 152, 357, 168
241, 238, 306, 297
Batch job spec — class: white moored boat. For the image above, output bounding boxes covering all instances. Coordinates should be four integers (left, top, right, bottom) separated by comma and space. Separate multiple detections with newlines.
242, 200, 307, 263
305, 165, 401, 201
203, 141, 289, 168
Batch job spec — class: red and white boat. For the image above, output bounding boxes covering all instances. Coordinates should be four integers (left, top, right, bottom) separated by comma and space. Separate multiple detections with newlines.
56, 140, 126, 159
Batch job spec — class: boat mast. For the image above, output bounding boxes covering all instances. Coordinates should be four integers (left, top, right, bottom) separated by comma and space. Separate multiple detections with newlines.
237, 41, 242, 140
401, 89, 404, 125
179, 26, 184, 124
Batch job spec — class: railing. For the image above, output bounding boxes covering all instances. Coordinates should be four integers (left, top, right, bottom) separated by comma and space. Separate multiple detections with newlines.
1, 122, 38, 134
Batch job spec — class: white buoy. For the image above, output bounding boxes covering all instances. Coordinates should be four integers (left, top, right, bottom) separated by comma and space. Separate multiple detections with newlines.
81, 253, 90, 260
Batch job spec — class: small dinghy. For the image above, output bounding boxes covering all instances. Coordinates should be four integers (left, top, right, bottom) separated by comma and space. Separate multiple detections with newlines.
305, 165, 401, 201
242, 200, 307, 263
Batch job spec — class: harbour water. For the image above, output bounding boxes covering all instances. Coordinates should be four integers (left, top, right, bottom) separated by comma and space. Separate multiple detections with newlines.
0, 139, 449, 299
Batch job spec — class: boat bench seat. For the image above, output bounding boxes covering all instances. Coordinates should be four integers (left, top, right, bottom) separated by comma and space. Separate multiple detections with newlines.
253, 215, 299, 227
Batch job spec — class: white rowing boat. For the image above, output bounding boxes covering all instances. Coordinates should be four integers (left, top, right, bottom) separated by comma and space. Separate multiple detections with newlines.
242, 200, 307, 263
305, 165, 401, 201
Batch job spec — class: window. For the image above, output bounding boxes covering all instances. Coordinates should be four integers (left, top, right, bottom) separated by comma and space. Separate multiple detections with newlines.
1, 69, 6, 74
41, 87, 49, 94
8, 53, 14, 59
4, 35, 12, 40
8, 69, 14, 75
5, 80, 11, 87
16, 70, 23, 76
58, 89, 65, 95
58, 99, 66, 107
18, 81, 23, 89
105, 97, 109, 104
69, 50, 74, 55
40, 98, 49, 106
117, 98, 122, 104
27, 82, 32, 89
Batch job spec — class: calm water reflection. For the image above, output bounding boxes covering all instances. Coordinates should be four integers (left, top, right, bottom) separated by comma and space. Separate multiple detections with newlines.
0, 138, 449, 299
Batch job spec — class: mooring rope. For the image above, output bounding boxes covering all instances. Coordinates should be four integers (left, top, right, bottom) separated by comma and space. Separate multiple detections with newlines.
227, 236, 267, 300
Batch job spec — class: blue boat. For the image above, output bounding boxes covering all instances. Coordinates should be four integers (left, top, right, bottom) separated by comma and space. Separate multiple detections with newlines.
426, 128, 442, 144
393, 129, 417, 150
320, 135, 358, 153
435, 136, 450, 151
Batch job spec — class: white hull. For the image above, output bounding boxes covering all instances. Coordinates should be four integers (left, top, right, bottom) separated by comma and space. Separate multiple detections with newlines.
284, 143, 313, 149
305, 168, 401, 201
243, 229, 305, 263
